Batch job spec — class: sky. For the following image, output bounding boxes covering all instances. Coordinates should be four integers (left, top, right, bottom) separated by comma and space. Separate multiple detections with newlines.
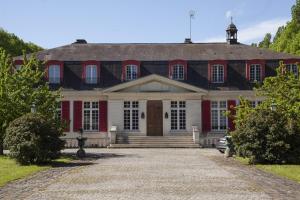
0, 0, 296, 49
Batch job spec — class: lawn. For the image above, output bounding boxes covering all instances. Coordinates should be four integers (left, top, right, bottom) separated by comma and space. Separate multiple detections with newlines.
0, 155, 74, 187
235, 157, 300, 183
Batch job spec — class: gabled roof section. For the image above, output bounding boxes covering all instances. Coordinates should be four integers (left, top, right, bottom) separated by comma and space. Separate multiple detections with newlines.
14, 43, 300, 61
103, 74, 207, 93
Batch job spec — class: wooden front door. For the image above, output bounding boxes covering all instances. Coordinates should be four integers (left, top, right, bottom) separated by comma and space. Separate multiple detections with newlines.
147, 100, 163, 136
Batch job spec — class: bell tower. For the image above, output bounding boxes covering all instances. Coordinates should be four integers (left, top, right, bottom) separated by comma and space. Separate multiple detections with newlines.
226, 17, 238, 44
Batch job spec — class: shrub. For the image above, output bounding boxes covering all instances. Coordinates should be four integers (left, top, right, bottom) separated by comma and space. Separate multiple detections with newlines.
231, 109, 300, 164
4, 113, 65, 164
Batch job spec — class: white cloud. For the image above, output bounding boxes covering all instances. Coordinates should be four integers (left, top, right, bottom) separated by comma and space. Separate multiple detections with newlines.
200, 18, 289, 44
225, 10, 232, 19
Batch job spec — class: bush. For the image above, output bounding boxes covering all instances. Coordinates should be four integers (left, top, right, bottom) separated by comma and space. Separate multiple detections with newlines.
4, 113, 65, 164
231, 109, 300, 164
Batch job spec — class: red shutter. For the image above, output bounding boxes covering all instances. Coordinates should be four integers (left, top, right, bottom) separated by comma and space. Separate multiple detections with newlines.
61, 101, 70, 131
227, 100, 236, 131
73, 101, 82, 132
99, 101, 108, 132
202, 100, 211, 132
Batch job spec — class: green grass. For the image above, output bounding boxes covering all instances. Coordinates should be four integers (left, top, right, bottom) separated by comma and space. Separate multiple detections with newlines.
235, 156, 300, 183
0, 155, 74, 187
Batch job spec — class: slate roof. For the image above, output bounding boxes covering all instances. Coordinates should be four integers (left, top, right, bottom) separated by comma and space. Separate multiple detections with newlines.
14, 42, 300, 61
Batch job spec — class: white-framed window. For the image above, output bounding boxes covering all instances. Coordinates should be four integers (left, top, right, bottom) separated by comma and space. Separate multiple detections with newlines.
85, 65, 98, 84
286, 64, 298, 77
125, 65, 138, 81
83, 101, 99, 131
172, 64, 184, 80
249, 100, 262, 108
171, 101, 186, 130
48, 65, 61, 84
212, 64, 224, 83
124, 101, 139, 130
56, 102, 62, 119
249, 64, 261, 82
211, 101, 227, 131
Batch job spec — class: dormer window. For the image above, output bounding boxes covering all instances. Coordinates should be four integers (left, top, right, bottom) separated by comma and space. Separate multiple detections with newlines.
169, 60, 187, 80
249, 64, 261, 82
46, 61, 63, 84
82, 61, 100, 84
246, 60, 265, 82
122, 60, 141, 81
85, 65, 98, 84
126, 65, 138, 80
48, 65, 61, 84
208, 60, 227, 83
211, 64, 224, 83
172, 64, 184, 80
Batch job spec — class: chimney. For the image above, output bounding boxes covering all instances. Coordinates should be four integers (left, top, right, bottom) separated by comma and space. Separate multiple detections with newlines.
73, 39, 87, 44
184, 38, 192, 44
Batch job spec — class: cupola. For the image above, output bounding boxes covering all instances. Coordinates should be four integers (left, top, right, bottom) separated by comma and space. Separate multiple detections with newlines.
226, 17, 238, 44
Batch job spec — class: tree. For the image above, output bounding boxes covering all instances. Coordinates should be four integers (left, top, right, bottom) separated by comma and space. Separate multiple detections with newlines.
258, 33, 272, 48
0, 48, 61, 155
5, 113, 65, 164
231, 62, 300, 164
0, 28, 43, 57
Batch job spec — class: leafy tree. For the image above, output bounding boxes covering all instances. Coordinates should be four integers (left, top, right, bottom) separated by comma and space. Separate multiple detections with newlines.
258, 33, 272, 48
257, 0, 300, 55
0, 48, 61, 155
0, 28, 43, 57
231, 62, 300, 164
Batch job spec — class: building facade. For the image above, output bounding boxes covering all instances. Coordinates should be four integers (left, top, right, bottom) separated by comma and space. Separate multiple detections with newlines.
14, 23, 300, 147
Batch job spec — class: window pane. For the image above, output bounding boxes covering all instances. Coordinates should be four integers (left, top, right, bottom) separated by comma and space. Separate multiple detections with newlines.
171, 101, 177, 108
92, 110, 99, 130
132, 110, 139, 130
220, 101, 227, 108
211, 110, 218, 130
84, 102, 90, 108
171, 110, 178, 130
124, 110, 130, 130
179, 109, 186, 130
124, 101, 130, 108
211, 101, 218, 108
219, 110, 227, 130
84, 110, 90, 130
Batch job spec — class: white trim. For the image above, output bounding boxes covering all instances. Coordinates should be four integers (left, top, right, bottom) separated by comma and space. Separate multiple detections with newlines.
103, 74, 207, 93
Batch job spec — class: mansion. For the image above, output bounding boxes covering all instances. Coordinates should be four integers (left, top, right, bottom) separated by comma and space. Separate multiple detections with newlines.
14, 22, 300, 147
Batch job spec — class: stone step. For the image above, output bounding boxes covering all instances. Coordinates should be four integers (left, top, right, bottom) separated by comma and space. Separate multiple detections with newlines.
108, 144, 201, 148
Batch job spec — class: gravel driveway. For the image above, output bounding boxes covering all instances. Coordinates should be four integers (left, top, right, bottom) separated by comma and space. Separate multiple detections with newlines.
1, 148, 300, 200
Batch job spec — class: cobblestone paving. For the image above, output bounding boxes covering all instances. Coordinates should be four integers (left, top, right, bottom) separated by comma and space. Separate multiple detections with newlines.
1, 149, 300, 200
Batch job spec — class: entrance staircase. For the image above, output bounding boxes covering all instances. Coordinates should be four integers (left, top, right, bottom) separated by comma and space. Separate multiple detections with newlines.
109, 135, 201, 148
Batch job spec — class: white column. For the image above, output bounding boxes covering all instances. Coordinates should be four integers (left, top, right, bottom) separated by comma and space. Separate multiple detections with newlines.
186, 100, 202, 133
139, 100, 147, 135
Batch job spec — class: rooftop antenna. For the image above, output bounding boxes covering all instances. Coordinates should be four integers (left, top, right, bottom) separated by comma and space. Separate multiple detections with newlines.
231, 16, 233, 23
189, 10, 195, 40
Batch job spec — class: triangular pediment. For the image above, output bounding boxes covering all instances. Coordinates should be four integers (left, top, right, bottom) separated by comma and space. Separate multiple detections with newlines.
103, 74, 207, 93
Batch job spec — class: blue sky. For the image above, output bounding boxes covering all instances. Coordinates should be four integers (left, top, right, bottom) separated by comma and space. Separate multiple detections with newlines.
0, 0, 295, 49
